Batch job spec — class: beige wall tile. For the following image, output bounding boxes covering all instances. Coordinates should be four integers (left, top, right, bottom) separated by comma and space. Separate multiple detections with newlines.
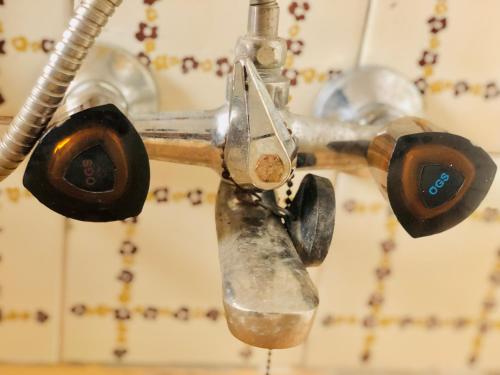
306, 173, 389, 368
0, 0, 498, 371
0, 0, 72, 115
63, 163, 262, 365
307, 156, 500, 370
361, 0, 500, 153
0, 165, 65, 363
96, 0, 369, 114
0, 1, 71, 363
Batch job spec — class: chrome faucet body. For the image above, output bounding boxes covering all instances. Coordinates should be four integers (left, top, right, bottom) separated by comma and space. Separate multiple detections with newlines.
216, 182, 318, 349
0, 0, 496, 351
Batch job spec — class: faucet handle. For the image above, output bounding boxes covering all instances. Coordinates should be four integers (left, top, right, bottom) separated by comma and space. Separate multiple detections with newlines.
225, 58, 297, 191
368, 117, 497, 238
23, 104, 150, 222
285, 174, 336, 267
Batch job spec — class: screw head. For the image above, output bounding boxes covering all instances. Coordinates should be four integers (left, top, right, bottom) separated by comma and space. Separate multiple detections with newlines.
255, 154, 285, 183
256, 45, 278, 67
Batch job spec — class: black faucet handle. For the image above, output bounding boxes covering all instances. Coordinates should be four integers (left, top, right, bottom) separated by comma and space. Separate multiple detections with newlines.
368, 117, 497, 238
285, 174, 335, 266
23, 104, 150, 222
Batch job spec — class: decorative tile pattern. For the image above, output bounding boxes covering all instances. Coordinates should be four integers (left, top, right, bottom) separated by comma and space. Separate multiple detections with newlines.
96, 0, 369, 113
306, 162, 500, 370
0, 1, 71, 363
361, 0, 500, 152
0, 0, 498, 372
0, 168, 65, 363
0, 0, 70, 114
63, 163, 305, 366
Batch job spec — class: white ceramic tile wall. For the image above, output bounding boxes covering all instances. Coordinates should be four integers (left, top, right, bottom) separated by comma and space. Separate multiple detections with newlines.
306, 173, 389, 369
0, 0, 498, 372
0, 164, 65, 363
360, 0, 500, 153
0, 0, 72, 364
306, 159, 500, 371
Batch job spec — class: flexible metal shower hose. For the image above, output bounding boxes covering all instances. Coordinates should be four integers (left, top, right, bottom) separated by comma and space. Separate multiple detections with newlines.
0, 0, 122, 181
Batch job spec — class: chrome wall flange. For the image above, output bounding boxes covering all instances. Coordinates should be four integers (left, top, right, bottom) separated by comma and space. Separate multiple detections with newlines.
63, 44, 160, 115
314, 66, 424, 125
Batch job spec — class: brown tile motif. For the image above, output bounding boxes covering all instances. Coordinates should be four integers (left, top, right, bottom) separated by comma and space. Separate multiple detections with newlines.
414, 0, 499, 100
0, 2, 54, 109
238, 345, 254, 361
8, 36, 55, 55
0, 186, 215, 206
322, 314, 478, 330
283, 1, 342, 89
135, 0, 232, 78
69, 217, 224, 361
135, 0, 339, 89
471, 208, 500, 223
0, 182, 218, 357
359, 211, 399, 363
0, 308, 50, 325
467, 248, 500, 365
343, 199, 385, 214
320, 200, 500, 366
0, 191, 50, 328
1, 184, 497, 363
0, 0, 497, 367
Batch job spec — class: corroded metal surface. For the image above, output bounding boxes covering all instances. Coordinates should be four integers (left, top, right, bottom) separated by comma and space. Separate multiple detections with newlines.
215, 181, 318, 349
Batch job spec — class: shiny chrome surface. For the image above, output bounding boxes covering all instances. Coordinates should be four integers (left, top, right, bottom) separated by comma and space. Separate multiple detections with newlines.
314, 66, 423, 125
225, 58, 296, 190
50, 44, 160, 129
248, 0, 280, 38
0, 0, 122, 181
2, 0, 494, 351
285, 112, 384, 171
0, 109, 384, 173
135, 107, 228, 172
215, 181, 318, 349
132, 108, 381, 173
63, 44, 159, 116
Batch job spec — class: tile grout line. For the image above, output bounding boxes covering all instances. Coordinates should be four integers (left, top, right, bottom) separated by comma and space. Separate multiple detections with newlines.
355, 0, 374, 68
359, 209, 399, 363
415, 0, 500, 102
467, 244, 500, 366
57, 4, 74, 363
57, 218, 71, 363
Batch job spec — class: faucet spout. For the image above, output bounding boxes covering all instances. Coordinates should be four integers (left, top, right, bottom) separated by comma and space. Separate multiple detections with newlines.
215, 181, 319, 349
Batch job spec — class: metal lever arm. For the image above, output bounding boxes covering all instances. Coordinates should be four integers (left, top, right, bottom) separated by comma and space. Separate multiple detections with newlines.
225, 58, 297, 190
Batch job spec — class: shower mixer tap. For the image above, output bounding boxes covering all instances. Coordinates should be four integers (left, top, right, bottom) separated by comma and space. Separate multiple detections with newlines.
0, 0, 497, 350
